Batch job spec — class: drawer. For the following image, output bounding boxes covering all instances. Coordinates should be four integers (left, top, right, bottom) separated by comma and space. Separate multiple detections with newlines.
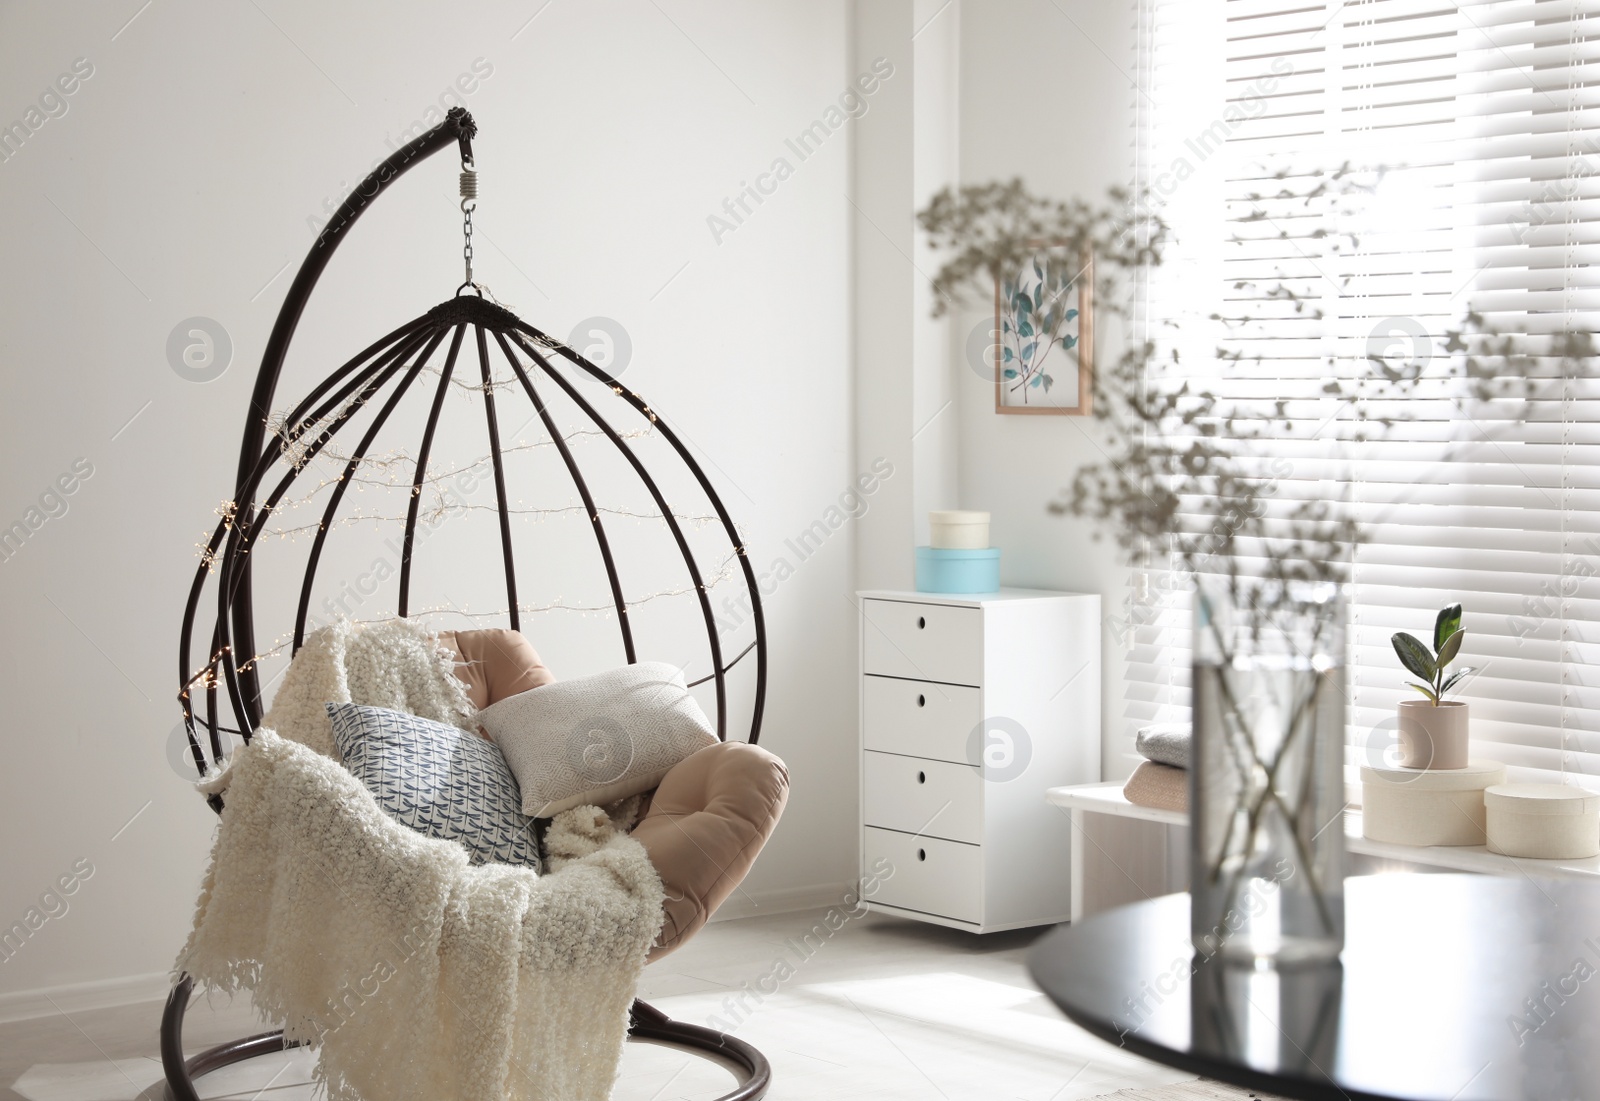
864, 827, 981, 924
862, 599, 982, 686
863, 751, 981, 844
863, 675, 980, 764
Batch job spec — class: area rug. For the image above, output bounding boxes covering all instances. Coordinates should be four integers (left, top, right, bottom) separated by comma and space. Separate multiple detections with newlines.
1087, 1080, 1294, 1100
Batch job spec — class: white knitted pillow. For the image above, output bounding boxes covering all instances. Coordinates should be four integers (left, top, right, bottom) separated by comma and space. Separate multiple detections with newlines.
477, 661, 718, 817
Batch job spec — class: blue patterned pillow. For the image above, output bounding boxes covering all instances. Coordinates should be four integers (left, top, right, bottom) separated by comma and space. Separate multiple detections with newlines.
326, 703, 540, 869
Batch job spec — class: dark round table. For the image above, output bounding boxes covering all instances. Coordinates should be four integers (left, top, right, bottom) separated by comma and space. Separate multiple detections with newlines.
1029, 874, 1600, 1101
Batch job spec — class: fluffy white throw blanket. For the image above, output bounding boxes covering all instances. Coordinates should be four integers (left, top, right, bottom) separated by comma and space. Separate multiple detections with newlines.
261, 617, 478, 760
176, 620, 665, 1101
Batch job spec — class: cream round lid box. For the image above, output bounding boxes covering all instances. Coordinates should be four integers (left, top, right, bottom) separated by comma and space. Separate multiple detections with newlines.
1484, 783, 1600, 860
1360, 760, 1506, 847
929, 510, 991, 550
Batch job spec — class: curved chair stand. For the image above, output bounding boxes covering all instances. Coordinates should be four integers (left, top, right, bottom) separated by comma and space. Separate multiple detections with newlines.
162, 975, 771, 1101
624, 1001, 772, 1100
161, 976, 298, 1101
166, 107, 774, 1101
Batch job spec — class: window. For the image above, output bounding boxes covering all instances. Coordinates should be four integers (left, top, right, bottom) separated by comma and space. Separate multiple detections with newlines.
1133, 0, 1600, 789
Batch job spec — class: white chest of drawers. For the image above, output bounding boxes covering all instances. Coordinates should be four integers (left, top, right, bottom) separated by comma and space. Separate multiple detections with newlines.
857, 588, 1100, 932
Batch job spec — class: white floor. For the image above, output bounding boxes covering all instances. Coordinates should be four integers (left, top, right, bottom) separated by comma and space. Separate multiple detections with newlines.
1, 907, 1194, 1101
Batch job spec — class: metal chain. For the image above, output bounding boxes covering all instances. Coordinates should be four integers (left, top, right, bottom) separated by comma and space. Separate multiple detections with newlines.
460, 156, 478, 289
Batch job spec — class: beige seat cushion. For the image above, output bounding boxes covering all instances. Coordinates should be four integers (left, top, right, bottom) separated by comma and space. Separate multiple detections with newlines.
440, 628, 789, 961
632, 741, 789, 960
437, 628, 554, 712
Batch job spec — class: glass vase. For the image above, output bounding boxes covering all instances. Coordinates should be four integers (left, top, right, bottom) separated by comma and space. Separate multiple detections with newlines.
1190, 575, 1346, 964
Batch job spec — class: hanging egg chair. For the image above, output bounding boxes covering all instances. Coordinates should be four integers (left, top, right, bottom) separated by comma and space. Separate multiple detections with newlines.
165, 108, 775, 1101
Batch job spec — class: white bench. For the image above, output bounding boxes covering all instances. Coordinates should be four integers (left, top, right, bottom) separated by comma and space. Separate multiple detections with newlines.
1048, 781, 1600, 923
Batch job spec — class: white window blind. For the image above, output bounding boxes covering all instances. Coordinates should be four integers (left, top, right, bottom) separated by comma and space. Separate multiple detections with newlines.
1132, 0, 1600, 790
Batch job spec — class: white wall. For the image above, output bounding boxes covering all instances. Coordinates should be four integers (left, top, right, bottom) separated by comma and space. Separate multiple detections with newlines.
0, 0, 862, 1001
955, 0, 1138, 778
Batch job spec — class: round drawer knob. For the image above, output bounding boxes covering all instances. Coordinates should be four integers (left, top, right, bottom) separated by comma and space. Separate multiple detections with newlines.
917, 616, 926, 629
917, 848, 926, 861
917, 771, 926, 784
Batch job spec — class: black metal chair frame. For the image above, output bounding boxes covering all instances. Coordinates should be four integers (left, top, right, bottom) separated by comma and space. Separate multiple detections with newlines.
165, 108, 771, 1101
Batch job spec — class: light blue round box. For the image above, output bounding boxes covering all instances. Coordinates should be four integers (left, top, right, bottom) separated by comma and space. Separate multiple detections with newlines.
914, 546, 1001, 594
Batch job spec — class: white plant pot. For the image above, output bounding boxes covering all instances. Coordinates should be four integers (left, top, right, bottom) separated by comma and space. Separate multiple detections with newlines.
1396, 699, 1469, 770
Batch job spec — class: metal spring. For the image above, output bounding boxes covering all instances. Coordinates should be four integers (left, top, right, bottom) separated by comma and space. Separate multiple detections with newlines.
459, 168, 478, 201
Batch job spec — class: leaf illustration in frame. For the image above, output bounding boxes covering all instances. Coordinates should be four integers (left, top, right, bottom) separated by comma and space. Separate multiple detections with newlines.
993, 242, 1093, 416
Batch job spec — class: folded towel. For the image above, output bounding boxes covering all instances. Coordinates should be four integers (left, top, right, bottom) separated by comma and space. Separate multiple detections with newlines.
1123, 760, 1188, 814
1135, 723, 1191, 770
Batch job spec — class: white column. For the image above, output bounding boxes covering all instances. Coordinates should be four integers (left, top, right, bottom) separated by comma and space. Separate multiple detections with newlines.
852, 0, 961, 591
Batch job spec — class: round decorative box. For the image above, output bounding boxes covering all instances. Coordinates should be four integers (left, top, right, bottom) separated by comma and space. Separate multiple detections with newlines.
1361, 760, 1506, 847
928, 510, 990, 550
914, 546, 1000, 594
1484, 783, 1600, 860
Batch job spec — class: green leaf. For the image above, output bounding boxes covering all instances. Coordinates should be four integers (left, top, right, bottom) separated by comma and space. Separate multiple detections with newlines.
1030, 374, 1043, 388
1003, 368, 1018, 379
1439, 667, 1474, 696
1002, 346, 1014, 362
1018, 320, 1034, 339
1033, 259, 1044, 283
1021, 341, 1038, 360
1065, 308, 1078, 322
1433, 603, 1463, 652
1392, 632, 1436, 681
1407, 681, 1441, 703
1060, 335, 1077, 349
1014, 289, 1033, 314
1435, 628, 1465, 669
1042, 374, 1054, 392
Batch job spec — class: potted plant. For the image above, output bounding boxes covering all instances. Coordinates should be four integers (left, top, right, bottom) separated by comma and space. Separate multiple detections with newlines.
1391, 604, 1474, 769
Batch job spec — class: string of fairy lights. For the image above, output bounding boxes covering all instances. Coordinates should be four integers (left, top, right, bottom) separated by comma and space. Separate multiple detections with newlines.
206, 549, 742, 684
189, 350, 753, 697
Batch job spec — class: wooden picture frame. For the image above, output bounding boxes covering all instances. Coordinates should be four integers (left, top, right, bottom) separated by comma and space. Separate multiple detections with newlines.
993, 244, 1092, 416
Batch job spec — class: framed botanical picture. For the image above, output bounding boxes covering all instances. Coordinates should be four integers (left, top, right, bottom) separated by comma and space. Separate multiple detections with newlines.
993, 243, 1092, 415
